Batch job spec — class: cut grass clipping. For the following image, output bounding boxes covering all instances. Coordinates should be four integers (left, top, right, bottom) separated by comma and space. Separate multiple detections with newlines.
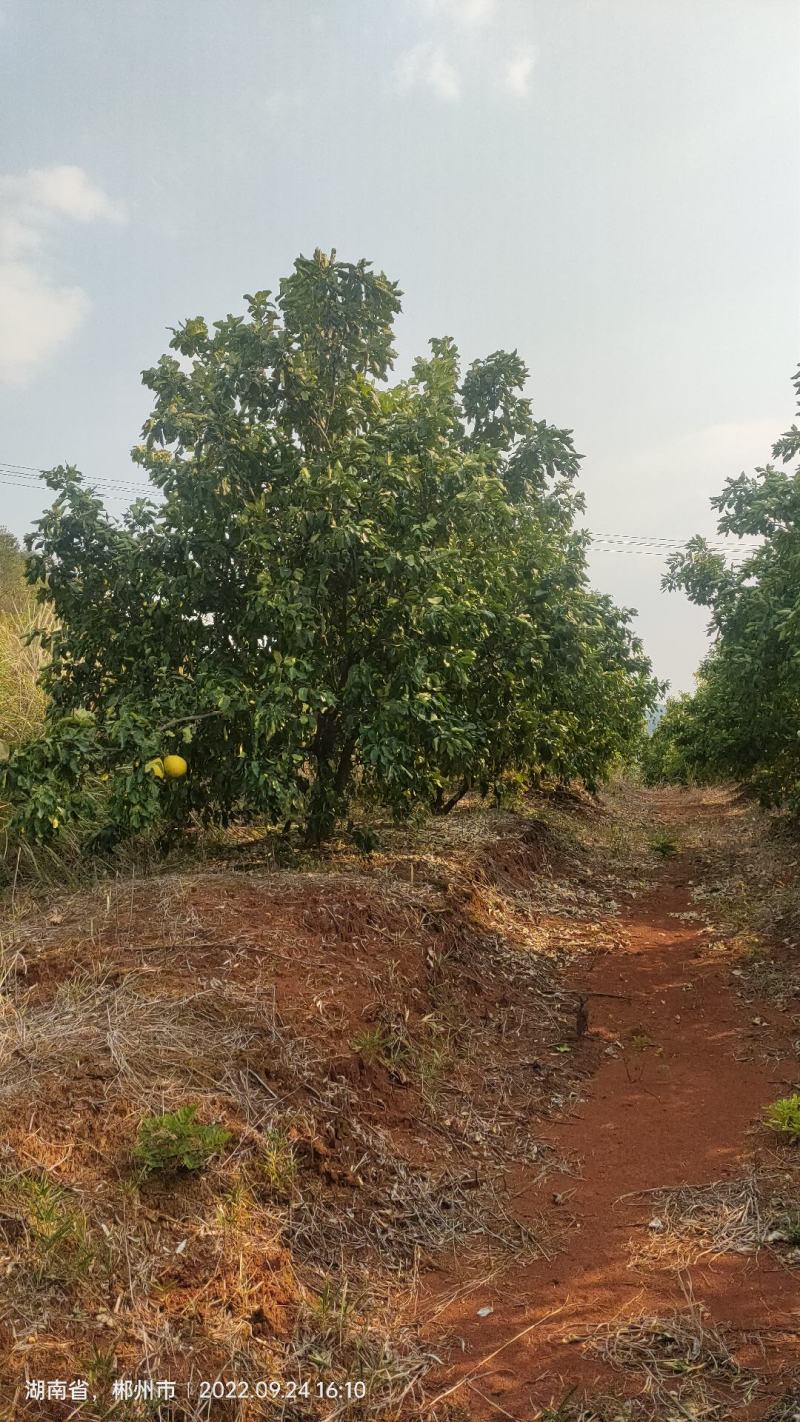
764, 1094, 800, 1143
133, 1104, 231, 1175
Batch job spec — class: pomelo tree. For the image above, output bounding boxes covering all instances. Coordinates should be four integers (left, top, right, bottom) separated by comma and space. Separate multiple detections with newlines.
661, 366, 800, 807
1, 250, 656, 847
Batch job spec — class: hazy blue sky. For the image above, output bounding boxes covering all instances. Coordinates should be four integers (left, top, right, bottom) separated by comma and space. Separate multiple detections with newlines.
1, 0, 798, 690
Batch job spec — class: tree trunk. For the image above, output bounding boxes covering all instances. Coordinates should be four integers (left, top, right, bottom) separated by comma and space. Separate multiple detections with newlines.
303, 711, 358, 845
433, 779, 470, 816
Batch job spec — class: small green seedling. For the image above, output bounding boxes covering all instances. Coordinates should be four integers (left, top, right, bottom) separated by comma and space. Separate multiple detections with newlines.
351, 1022, 412, 1071
764, 1094, 800, 1143
649, 831, 679, 858
1, 1172, 93, 1284
260, 1127, 296, 1197
133, 1105, 231, 1175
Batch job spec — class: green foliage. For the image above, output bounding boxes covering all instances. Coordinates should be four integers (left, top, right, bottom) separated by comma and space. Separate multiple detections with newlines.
0, 251, 656, 849
664, 367, 800, 810
351, 1022, 414, 1074
640, 695, 707, 786
0, 526, 26, 616
133, 1105, 231, 1174
764, 1094, 800, 1142
649, 830, 680, 857
259, 1127, 297, 1197
0, 1171, 94, 1284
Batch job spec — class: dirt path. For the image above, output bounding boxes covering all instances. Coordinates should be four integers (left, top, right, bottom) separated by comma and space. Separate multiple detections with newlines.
424, 792, 800, 1418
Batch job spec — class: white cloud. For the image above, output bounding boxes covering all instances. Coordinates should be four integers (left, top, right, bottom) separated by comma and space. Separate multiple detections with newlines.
504, 46, 536, 96
396, 0, 535, 102
0, 264, 89, 385
19, 165, 123, 223
425, 47, 461, 99
395, 42, 461, 100
421, 0, 497, 27
0, 165, 123, 386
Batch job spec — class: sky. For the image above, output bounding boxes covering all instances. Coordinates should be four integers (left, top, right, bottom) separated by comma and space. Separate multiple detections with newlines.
0, 0, 798, 692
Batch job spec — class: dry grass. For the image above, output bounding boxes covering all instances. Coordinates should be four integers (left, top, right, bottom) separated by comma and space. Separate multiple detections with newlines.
0, 780, 671, 1418
671, 788, 800, 1010
761, 1391, 800, 1422
0, 969, 259, 1106
537, 1388, 756, 1422
0, 1142, 441, 1420
628, 1169, 800, 1272
575, 1296, 758, 1419
537, 1394, 685, 1422
0, 948, 451, 1415
0, 790, 649, 1419
0, 597, 52, 746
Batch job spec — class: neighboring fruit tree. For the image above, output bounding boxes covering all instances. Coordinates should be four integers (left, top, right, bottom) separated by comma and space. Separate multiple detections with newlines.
647, 366, 800, 810
0, 250, 657, 848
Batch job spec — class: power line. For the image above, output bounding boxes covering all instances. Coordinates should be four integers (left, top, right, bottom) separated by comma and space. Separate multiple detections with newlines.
590, 534, 761, 555
593, 532, 717, 547
0, 461, 148, 496
0, 460, 762, 558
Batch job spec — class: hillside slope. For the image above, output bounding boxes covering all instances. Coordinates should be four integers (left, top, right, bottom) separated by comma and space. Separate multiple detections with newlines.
0, 785, 798, 1420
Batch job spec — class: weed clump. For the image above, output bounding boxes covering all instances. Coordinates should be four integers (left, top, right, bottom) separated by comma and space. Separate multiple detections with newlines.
764, 1094, 800, 1143
260, 1127, 297, 1197
649, 831, 679, 858
0, 1171, 93, 1285
133, 1104, 231, 1175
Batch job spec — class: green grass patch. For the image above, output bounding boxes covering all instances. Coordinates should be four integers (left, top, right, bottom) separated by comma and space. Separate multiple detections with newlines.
133, 1105, 232, 1175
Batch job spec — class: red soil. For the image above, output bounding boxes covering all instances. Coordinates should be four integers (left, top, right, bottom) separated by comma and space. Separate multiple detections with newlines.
423, 820, 800, 1417
3, 791, 798, 1419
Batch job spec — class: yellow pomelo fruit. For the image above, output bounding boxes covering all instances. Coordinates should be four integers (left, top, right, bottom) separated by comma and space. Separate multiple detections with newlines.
163, 754, 188, 779
146, 758, 165, 779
